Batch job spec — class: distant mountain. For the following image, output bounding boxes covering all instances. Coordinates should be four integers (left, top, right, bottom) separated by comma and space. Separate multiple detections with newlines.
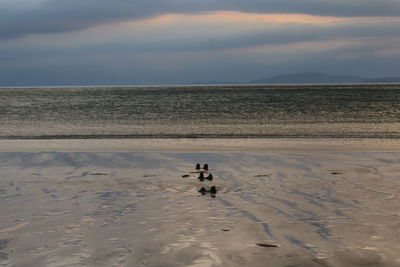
188, 80, 240, 85
188, 72, 400, 85
251, 72, 365, 84
364, 77, 400, 83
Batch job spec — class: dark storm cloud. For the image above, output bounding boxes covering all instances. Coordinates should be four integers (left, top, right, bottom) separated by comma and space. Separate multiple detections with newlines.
1, 16, 399, 84
1, 18, 399, 59
1, 0, 400, 40
0, 0, 165, 39
1, 0, 400, 85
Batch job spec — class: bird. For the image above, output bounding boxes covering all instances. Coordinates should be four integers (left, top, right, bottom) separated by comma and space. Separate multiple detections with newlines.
195, 163, 201, 170
199, 187, 207, 195
210, 186, 217, 194
197, 172, 204, 181
203, 164, 208, 171
206, 173, 213, 181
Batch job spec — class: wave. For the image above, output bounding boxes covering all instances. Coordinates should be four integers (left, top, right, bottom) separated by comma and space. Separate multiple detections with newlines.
1, 134, 400, 139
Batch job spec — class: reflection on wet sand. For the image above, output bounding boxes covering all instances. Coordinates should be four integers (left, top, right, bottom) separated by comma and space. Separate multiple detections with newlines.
0, 152, 400, 266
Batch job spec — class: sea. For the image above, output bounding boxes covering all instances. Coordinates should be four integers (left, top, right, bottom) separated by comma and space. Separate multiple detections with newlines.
0, 84, 399, 139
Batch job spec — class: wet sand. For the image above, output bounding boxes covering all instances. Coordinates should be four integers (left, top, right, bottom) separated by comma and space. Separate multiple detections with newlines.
0, 139, 400, 266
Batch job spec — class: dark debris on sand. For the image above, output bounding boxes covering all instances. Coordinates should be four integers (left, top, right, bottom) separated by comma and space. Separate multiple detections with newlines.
256, 243, 279, 248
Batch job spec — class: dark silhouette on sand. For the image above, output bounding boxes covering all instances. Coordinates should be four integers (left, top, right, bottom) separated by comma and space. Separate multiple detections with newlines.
198, 173, 213, 181
198, 172, 205, 181
198, 186, 217, 197
203, 164, 208, 171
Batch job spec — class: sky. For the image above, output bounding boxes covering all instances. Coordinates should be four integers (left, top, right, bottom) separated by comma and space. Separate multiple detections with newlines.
1, 0, 400, 85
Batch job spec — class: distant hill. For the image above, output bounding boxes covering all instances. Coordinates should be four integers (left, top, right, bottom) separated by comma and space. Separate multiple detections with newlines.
188, 80, 240, 85
364, 77, 400, 83
188, 72, 400, 85
251, 72, 365, 84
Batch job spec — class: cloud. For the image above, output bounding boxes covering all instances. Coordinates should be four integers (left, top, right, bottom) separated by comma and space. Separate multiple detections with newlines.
5, 12, 398, 54
1, 12, 399, 85
1, 2, 400, 85
1, 0, 400, 40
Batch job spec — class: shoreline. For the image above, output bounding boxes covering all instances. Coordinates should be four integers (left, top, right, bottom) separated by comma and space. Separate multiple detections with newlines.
0, 137, 399, 152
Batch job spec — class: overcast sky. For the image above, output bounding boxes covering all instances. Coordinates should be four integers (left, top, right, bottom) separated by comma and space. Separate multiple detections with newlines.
1, 0, 400, 85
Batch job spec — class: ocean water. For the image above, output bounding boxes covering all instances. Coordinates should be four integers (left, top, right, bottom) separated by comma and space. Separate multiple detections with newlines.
0, 84, 399, 138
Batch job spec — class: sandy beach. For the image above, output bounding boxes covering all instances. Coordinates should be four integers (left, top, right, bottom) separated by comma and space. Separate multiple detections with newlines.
0, 139, 400, 266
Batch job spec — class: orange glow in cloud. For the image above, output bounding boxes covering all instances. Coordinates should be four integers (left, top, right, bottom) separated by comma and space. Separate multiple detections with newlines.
200, 11, 345, 23
131, 10, 346, 26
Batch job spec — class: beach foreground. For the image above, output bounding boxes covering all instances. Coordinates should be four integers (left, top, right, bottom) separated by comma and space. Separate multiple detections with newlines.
0, 139, 400, 266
